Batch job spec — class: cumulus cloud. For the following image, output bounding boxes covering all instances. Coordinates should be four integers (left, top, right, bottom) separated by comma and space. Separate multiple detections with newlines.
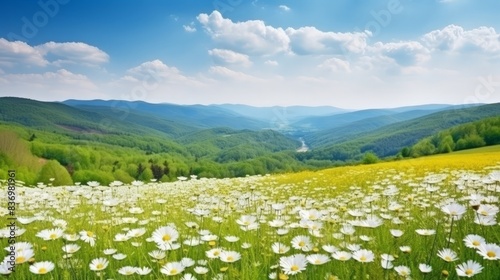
372, 41, 430, 66
125, 59, 191, 84
208, 48, 252, 67
318, 57, 351, 72
35, 41, 109, 66
286, 26, 370, 55
0, 38, 48, 67
279, 5, 291, 11
197, 11, 290, 56
183, 25, 196, 32
422, 25, 500, 54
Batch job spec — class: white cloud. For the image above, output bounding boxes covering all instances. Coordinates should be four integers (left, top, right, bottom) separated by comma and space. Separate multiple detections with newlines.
183, 25, 196, 32
208, 48, 252, 67
0, 38, 48, 67
0, 69, 101, 100
318, 57, 351, 72
372, 41, 430, 66
265, 60, 278, 66
279, 5, 291, 11
126, 59, 188, 83
209, 66, 262, 82
422, 25, 500, 54
286, 26, 370, 55
35, 41, 109, 66
197, 11, 290, 56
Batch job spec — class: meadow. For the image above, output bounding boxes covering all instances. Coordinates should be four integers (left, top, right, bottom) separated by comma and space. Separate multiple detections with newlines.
1, 145, 500, 279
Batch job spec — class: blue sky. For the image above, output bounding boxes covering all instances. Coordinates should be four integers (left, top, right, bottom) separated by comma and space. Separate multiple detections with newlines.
1, 0, 500, 108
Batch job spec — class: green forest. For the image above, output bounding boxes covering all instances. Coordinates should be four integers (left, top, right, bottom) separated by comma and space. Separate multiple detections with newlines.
404, 116, 500, 157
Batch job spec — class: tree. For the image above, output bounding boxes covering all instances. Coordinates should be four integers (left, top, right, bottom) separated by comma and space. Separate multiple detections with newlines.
438, 135, 455, 153
29, 133, 36, 141
362, 152, 379, 164
37, 160, 73, 186
400, 147, 411, 158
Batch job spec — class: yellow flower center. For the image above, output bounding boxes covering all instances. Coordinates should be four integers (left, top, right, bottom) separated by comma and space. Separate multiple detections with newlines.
170, 269, 177, 275
87, 231, 94, 238
38, 267, 47, 274
16, 256, 25, 264
49, 233, 57, 239
487, 251, 496, 258
96, 263, 104, 270
315, 260, 321, 264
291, 265, 299, 271
360, 256, 367, 262
465, 269, 473, 275
214, 251, 220, 256
472, 241, 480, 246
298, 241, 305, 247
444, 256, 452, 262
227, 256, 234, 262
162, 234, 171, 241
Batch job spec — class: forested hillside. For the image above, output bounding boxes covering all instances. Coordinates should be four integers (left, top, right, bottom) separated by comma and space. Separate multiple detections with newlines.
406, 116, 500, 157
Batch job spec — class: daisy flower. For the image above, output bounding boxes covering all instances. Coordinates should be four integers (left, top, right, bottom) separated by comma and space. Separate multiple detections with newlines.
456, 260, 483, 278
152, 226, 179, 245
441, 202, 466, 219
13, 248, 34, 264
437, 248, 459, 262
80, 230, 96, 247
0, 261, 14, 275
181, 273, 198, 280
206, 248, 223, 259
306, 254, 330, 265
29, 261, 55, 274
89, 257, 108, 271
476, 243, 500, 260
62, 244, 81, 254
36, 228, 64, 241
117, 266, 136, 275
352, 249, 375, 263
219, 251, 241, 263
160, 262, 184, 276
112, 253, 127, 260
332, 251, 352, 261
272, 242, 290, 254
135, 266, 152, 275
181, 257, 195, 267
194, 266, 209, 274
103, 248, 117, 255
390, 229, 404, 238
279, 254, 308, 275
394, 265, 411, 278
463, 234, 485, 249
419, 263, 432, 273
291, 235, 313, 252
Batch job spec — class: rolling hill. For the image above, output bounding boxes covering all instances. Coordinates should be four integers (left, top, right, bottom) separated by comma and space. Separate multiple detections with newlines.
305, 103, 500, 161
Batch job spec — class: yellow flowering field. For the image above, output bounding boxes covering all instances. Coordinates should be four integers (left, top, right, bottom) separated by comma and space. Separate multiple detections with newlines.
1, 145, 500, 279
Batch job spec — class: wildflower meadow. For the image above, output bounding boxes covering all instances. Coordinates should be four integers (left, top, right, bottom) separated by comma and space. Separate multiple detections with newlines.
1, 146, 500, 279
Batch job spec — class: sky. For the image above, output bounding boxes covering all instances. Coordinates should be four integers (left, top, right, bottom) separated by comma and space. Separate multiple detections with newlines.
1, 0, 500, 109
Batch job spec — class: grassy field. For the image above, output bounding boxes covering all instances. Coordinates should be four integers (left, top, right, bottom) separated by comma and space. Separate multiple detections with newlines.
1, 146, 499, 279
